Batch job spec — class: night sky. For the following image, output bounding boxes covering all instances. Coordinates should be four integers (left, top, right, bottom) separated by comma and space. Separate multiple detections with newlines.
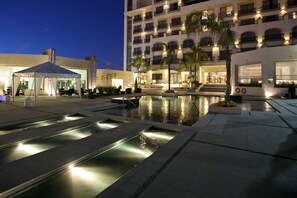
0, 0, 124, 70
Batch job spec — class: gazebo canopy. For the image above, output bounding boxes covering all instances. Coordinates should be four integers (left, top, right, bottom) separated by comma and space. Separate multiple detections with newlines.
13, 62, 81, 78
12, 62, 81, 103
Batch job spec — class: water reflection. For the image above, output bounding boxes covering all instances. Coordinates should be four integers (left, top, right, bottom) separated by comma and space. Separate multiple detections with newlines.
103, 96, 220, 126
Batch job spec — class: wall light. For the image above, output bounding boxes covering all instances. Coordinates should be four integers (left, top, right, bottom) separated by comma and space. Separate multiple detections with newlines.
268, 76, 274, 83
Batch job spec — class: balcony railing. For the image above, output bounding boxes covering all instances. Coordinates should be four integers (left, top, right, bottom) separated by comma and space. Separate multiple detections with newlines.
219, 12, 234, 18
133, 18, 142, 23
238, 8, 256, 16
239, 18, 256, 26
171, 21, 181, 27
291, 32, 297, 38
261, 3, 280, 12
133, 51, 142, 56
199, 41, 214, 47
240, 36, 257, 43
262, 15, 282, 23
287, 0, 297, 7
152, 60, 162, 65
264, 33, 284, 41
152, 46, 163, 51
154, 10, 164, 15
133, 28, 143, 33
157, 24, 167, 29
133, 39, 143, 44
145, 26, 154, 31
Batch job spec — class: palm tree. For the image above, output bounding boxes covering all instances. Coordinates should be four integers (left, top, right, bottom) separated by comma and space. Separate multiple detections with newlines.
160, 43, 177, 92
185, 11, 236, 102
179, 45, 207, 87
129, 55, 150, 90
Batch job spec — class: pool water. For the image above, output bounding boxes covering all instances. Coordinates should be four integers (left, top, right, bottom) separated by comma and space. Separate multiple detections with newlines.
14, 129, 177, 198
103, 95, 220, 126
102, 96, 276, 126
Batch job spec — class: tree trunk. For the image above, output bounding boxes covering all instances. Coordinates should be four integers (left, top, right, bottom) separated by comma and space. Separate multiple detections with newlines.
168, 63, 171, 91
225, 46, 231, 102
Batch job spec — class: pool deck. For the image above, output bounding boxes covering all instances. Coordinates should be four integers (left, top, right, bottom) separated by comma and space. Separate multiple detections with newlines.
0, 93, 297, 197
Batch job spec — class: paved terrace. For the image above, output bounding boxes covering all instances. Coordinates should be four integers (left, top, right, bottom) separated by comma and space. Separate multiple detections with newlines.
0, 93, 296, 197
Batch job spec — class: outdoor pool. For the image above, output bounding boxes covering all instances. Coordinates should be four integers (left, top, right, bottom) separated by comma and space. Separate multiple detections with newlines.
102, 96, 276, 126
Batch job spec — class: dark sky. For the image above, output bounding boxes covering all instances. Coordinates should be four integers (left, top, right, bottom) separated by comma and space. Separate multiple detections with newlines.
0, 0, 124, 70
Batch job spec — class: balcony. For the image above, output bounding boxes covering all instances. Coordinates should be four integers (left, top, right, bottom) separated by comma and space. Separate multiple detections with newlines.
152, 46, 163, 51
145, 15, 153, 20
154, 10, 164, 16
155, 0, 164, 4
262, 15, 282, 23
145, 26, 154, 31
171, 21, 181, 27
287, 0, 297, 8
144, 38, 151, 43
169, 5, 180, 12
264, 34, 284, 41
145, 50, 151, 55
219, 12, 234, 18
157, 24, 167, 29
133, 51, 142, 56
240, 36, 257, 43
153, 32, 165, 38
238, 8, 256, 16
183, 0, 209, 6
199, 41, 214, 47
133, 28, 143, 34
291, 32, 297, 39
239, 18, 256, 26
261, 3, 280, 12
133, 39, 143, 44
152, 59, 162, 65
133, 18, 142, 23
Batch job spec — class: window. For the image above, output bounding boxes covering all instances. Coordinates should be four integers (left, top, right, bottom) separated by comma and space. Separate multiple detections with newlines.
155, 6, 164, 15
183, 39, 194, 48
158, 20, 167, 29
170, 73, 180, 83
169, 3, 179, 12
240, 32, 257, 43
145, 22, 154, 31
264, 28, 283, 41
145, 12, 153, 20
199, 37, 213, 46
145, 46, 150, 54
220, 5, 233, 17
152, 74, 163, 83
276, 61, 297, 86
171, 17, 181, 26
237, 64, 262, 86
239, 3, 255, 16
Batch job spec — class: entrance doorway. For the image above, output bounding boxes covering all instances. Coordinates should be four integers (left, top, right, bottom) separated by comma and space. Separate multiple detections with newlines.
204, 72, 226, 84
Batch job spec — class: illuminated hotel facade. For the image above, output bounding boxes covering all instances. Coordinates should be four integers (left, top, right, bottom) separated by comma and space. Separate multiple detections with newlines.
124, 0, 297, 96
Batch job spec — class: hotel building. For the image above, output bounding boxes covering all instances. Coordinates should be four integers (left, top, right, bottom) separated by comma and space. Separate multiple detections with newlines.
124, 0, 297, 96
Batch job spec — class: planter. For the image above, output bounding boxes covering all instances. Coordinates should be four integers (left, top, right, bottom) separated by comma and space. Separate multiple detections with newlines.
208, 103, 241, 115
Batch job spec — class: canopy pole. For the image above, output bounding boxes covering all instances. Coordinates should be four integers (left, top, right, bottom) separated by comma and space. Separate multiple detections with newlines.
34, 76, 37, 104
12, 75, 14, 102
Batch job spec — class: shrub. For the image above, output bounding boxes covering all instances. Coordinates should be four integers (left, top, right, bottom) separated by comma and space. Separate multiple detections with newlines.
216, 101, 237, 107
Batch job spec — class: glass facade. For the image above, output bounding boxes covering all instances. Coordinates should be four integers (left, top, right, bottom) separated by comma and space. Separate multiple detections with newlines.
237, 64, 262, 86
276, 61, 297, 86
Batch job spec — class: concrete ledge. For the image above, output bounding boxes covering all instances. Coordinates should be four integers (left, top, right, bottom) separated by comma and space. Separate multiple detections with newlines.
208, 104, 241, 115
161, 93, 178, 97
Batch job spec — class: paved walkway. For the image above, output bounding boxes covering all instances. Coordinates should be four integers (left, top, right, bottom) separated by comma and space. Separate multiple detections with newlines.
0, 94, 297, 197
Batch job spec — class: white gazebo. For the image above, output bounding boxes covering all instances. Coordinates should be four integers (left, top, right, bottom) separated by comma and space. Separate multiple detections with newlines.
12, 62, 81, 103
